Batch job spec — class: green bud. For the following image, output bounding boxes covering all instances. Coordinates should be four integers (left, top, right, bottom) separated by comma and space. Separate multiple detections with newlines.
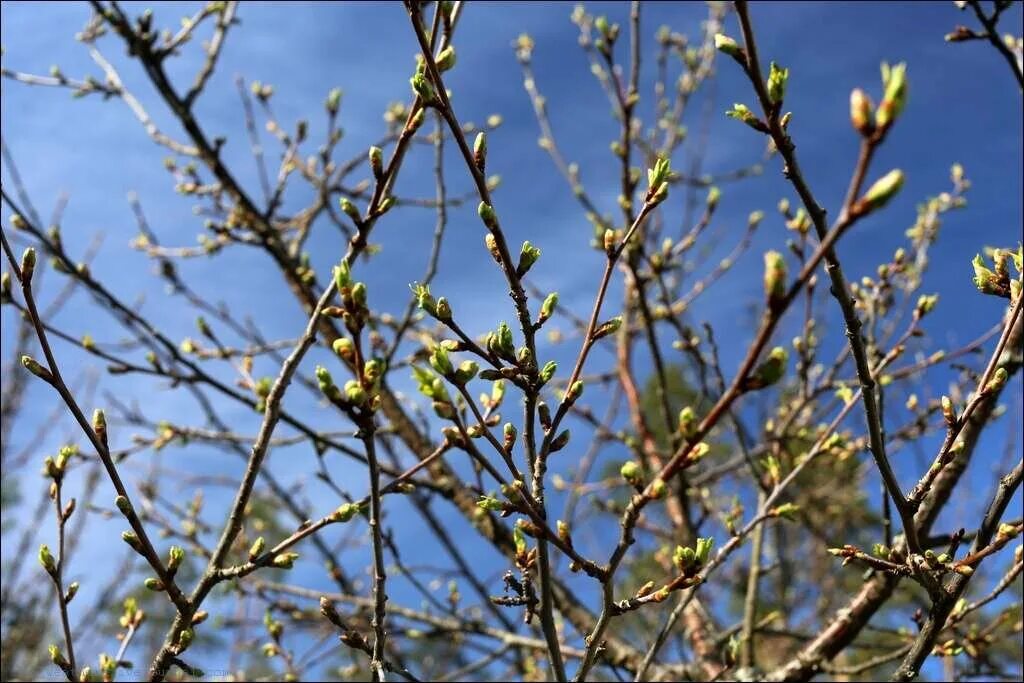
495, 321, 515, 359
99, 654, 117, 678
332, 337, 354, 361
411, 282, 437, 317
435, 296, 452, 321
706, 186, 721, 209
650, 180, 669, 206
473, 132, 487, 171
539, 292, 558, 323
604, 228, 617, 253
556, 520, 571, 544
430, 345, 453, 376
56, 444, 75, 471
766, 61, 789, 104
326, 87, 342, 114
115, 495, 131, 516
771, 503, 800, 520
377, 196, 396, 214
647, 156, 671, 191
66, 581, 79, 602
650, 478, 668, 499
478, 202, 498, 229
39, 544, 56, 574
764, 250, 787, 303
857, 169, 904, 213
410, 71, 437, 103
678, 407, 697, 438
513, 523, 528, 555
320, 596, 342, 627
315, 365, 335, 392
49, 644, 69, 669
592, 316, 622, 340
454, 359, 479, 384
714, 33, 743, 60
673, 545, 696, 571
21, 355, 53, 383
43, 456, 60, 479
332, 502, 361, 523
915, 294, 939, 316
272, 552, 299, 569
249, 536, 266, 559
620, 461, 643, 486
996, 523, 1020, 539
368, 146, 384, 180
340, 197, 361, 223
726, 103, 764, 132
694, 537, 714, 565
351, 281, 367, 308
984, 367, 1008, 394
412, 365, 443, 400
8, 213, 31, 232
484, 232, 501, 262
92, 409, 107, 441
518, 241, 541, 276
993, 248, 1011, 278
21, 247, 36, 281
476, 495, 504, 512
971, 254, 1002, 295
407, 106, 427, 134
747, 346, 788, 390
876, 61, 907, 131
363, 358, 385, 384
503, 423, 517, 450
539, 360, 557, 383
849, 88, 874, 135
688, 442, 711, 463
941, 395, 956, 426
344, 380, 367, 406
168, 545, 185, 571
333, 260, 351, 291
122, 530, 141, 551
566, 380, 584, 402
491, 379, 506, 405
144, 577, 164, 591
176, 627, 194, 653
435, 45, 457, 72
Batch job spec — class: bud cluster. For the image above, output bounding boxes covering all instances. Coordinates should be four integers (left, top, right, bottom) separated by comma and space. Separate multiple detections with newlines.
672, 537, 714, 577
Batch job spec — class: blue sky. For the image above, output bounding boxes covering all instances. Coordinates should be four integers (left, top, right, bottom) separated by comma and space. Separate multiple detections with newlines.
2, 1, 1022, 679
